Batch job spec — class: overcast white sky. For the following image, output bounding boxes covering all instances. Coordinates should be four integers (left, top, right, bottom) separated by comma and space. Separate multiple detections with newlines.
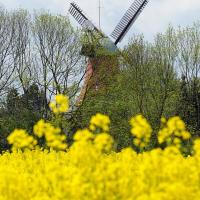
1, 0, 200, 45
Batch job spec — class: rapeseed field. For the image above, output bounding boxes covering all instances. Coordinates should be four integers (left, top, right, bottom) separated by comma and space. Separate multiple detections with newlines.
1, 94, 200, 200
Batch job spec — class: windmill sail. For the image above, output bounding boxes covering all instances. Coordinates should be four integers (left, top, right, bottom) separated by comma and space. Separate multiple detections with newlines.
111, 0, 148, 45
69, 2, 104, 36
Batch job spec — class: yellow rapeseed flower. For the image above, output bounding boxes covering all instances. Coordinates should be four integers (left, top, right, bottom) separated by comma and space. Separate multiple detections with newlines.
49, 94, 69, 114
130, 114, 152, 148
94, 133, 114, 152
34, 120, 67, 150
194, 139, 200, 155
4, 111, 200, 199
158, 116, 191, 148
7, 129, 37, 150
74, 129, 94, 142
90, 113, 111, 132
33, 119, 46, 138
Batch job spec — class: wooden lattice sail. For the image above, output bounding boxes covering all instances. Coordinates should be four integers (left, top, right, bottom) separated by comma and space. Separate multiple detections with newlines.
111, 0, 148, 45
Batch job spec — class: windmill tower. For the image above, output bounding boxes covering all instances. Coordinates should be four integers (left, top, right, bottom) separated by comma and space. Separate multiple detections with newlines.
69, 0, 149, 105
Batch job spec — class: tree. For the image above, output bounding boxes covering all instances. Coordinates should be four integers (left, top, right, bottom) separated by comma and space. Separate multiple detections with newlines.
177, 23, 200, 134
32, 12, 84, 117
0, 8, 16, 96
123, 31, 179, 125
11, 9, 34, 94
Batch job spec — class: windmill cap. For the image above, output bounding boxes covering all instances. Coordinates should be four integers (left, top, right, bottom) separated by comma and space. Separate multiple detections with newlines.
100, 38, 118, 53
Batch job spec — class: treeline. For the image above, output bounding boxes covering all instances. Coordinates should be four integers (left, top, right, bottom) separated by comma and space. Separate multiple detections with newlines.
0, 7, 200, 151
0, 8, 85, 150
0, 8, 84, 110
80, 24, 200, 149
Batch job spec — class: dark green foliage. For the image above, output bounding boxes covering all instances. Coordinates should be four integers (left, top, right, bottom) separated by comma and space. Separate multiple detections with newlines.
78, 33, 179, 150
78, 73, 133, 150
0, 84, 44, 151
1, 7, 200, 152
178, 76, 200, 136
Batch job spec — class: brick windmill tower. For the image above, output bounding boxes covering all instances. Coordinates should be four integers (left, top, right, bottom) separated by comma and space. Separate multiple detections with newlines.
69, 0, 149, 105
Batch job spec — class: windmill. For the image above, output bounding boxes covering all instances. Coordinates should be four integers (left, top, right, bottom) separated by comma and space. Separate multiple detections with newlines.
68, 0, 149, 104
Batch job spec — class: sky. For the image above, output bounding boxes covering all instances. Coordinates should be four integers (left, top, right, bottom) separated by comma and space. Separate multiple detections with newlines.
1, 0, 200, 46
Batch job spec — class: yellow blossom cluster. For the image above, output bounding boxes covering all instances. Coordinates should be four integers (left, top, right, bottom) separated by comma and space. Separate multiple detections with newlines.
7, 129, 37, 150
158, 116, 191, 147
49, 94, 69, 114
4, 95, 200, 199
130, 114, 152, 148
90, 113, 111, 132
74, 129, 95, 142
193, 139, 200, 155
1, 137, 200, 199
33, 119, 67, 150
8, 120, 67, 151
94, 133, 114, 152
73, 128, 113, 153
